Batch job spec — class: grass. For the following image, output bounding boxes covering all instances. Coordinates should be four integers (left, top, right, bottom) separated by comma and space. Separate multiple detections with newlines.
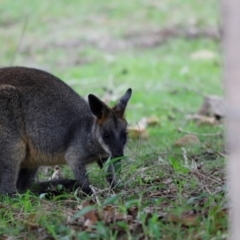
0, 0, 226, 239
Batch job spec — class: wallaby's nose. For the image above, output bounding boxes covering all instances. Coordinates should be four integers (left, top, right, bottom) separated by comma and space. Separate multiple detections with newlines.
113, 149, 123, 158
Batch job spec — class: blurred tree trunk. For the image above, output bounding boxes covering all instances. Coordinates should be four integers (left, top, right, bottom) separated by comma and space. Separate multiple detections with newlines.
222, 0, 240, 239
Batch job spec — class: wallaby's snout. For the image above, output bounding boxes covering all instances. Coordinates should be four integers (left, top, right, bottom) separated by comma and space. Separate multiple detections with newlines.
106, 137, 124, 158
112, 148, 124, 158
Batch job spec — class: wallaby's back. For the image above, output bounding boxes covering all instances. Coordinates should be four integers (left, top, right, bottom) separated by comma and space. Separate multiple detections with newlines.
0, 67, 93, 162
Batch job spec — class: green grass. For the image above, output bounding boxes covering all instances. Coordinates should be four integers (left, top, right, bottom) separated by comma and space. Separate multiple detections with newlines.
0, 0, 226, 239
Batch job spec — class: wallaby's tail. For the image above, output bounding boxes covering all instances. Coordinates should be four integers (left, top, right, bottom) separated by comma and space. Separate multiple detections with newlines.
0, 84, 24, 136
31, 179, 78, 194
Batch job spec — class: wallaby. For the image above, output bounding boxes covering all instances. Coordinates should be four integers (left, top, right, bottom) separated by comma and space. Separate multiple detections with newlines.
0, 66, 132, 196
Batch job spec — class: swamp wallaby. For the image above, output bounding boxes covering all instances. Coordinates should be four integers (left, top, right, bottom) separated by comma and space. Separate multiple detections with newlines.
0, 66, 132, 195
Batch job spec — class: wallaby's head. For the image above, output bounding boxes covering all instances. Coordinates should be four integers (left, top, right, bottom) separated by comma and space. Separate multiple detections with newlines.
88, 88, 132, 158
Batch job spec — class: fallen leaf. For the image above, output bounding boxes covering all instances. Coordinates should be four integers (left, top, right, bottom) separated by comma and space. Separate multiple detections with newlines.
22, 213, 39, 230
74, 200, 98, 228
101, 205, 125, 223
166, 213, 199, 226
127, 115, 160, 140
186, 114, 217, 125
127, 206, 138, 219
198, 95, 225, 119
190, 50, 216, 60
137, 115, 160, 127
174, 134, 200, 147
128, 126, 148, 140
82, 200, 98, 223
146, 115, 160, 126
149, 186, 177, 198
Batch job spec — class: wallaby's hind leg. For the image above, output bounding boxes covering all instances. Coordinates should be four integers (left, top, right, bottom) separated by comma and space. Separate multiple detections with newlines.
97, 158, 117, 189
0, 85, 25, 195
32, 179, 78, 194
0, 160, 18, 194
17, 168, 38, 193
0, 140, 25, 194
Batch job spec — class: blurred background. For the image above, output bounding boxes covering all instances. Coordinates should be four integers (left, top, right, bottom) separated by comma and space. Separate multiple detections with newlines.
0, 2, 227, 238
1, 0, 221, 143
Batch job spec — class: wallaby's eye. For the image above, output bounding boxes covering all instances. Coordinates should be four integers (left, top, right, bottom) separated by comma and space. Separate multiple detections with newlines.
121, 132, 128, 139
103, 132, 110, 139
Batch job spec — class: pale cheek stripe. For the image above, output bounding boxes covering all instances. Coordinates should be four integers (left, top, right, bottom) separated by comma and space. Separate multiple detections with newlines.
98, 137, 112, 156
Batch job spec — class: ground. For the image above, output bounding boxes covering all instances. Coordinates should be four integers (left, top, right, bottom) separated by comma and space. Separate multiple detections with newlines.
0, 1, 226, 239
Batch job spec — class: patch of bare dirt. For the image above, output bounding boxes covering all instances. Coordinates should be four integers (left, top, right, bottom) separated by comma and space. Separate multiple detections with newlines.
19, 25, 220, 55
123, 25, 220, 49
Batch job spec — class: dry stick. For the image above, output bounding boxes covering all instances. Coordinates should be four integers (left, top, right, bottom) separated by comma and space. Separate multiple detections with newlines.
89, 185, 101, 206
192, 171, 223, 195
181, 147, 189, 168
182, 148, 198, 171
199, 173, 223, 186
177, 169, 223, 186
9, 16, 28, 66
205, 186, 213, 195
192, 168, 223, 185
216, 151, 227, 158
178, 127, 222, 137
91, 187, 113, 196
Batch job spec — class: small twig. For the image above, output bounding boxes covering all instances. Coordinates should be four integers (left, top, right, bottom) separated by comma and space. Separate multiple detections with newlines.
205, 186, 213, 195
216, 151, 227, 158
88, 186, 114, 199
182, 147, 189, 167
196, 172, 223, 185
178, 127, 222, 137
89, 185, 101, 206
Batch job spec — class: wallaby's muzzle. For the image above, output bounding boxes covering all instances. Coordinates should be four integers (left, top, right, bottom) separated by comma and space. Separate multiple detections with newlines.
109, 141, 125, 158
112, 149, 124, 158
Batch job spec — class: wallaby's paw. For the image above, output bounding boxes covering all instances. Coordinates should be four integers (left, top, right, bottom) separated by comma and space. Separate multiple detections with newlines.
81, 186, 93, 196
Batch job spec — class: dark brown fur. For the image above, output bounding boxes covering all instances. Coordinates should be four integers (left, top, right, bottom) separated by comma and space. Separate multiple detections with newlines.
0, 66, 132, 195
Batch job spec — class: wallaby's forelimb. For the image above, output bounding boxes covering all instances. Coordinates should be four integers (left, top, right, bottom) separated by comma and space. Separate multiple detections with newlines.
71, 162, 92, 195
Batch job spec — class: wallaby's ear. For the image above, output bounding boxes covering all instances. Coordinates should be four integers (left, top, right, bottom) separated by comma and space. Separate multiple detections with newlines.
113, 88, 132, 117
88, 94, 110, 119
